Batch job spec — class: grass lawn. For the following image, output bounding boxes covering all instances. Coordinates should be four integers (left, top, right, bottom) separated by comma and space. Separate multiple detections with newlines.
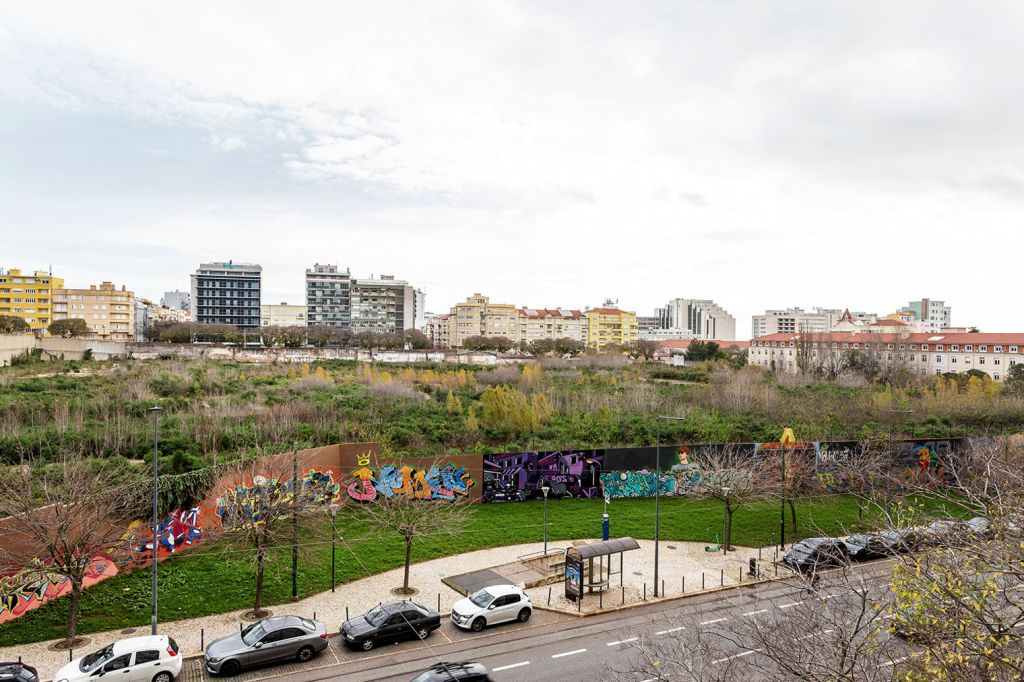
0, 493, 966, 646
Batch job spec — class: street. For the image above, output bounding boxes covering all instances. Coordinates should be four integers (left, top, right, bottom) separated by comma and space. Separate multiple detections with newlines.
179, 559, 897, 682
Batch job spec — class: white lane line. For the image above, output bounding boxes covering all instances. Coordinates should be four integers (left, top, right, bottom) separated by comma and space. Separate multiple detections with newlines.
744, 609, 768, 617
712, 648, 763, 664
606, 637, 639, 646
551, 649, 587, 658
654, 626, 686, 635
700, 617, 728, 625
779, 601, 803, 609
493, 661, 530, 672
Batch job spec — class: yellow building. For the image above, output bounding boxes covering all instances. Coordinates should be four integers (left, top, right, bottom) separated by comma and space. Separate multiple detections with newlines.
52, 282, 136, 340
585, 307, 638, 350
260, 303, 307, 327
0, 268, 64, 331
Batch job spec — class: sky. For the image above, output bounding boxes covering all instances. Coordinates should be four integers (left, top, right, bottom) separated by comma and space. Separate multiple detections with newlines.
2, 1, 1023, 338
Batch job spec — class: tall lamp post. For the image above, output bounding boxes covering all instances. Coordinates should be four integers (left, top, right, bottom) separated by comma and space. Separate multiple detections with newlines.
655, 415, 686, 597
147, 405, 163, 636
541, 485, 550, 554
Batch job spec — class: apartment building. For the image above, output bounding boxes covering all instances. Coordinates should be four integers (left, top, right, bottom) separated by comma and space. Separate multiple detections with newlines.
749, 331, 1022, 381
260, 303, 306, 327
0, 268, 63, 331
655, 298, 736, 341
517, 308, 587, 344
305, 264, 351, 328
585, 307, 638, 350
190, 261, 262, 330
351, 275, 415, 334
52, 281, 136, 340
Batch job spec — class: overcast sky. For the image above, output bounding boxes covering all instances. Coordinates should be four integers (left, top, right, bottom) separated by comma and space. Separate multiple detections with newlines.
3, 1, 1023, 338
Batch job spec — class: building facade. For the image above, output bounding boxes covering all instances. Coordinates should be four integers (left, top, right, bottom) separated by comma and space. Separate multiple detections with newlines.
655, 298, 736, 341
260, 303, 307, 327
190, 261, 262, 330
52, 282, 136, 340
749, 331, 1022, 381
585, 307, 638, 350
350, 275, 415, 334
305, 264, 351, 328
0, 268, 63, 331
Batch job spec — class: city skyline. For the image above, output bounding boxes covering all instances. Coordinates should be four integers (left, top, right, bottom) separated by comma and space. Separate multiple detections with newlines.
4, 2, 1024, 337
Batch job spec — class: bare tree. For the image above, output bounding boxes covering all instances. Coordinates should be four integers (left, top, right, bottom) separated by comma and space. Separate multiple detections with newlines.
354, 465, 471, 594
0, 453, 138, 647
214, 457, 337, 617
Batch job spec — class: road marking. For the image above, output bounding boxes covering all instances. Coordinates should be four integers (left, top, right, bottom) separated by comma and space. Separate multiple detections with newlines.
779, 601, 803, 609
551, 649, 587, 658
606, 637, 639, 646
700, 617, 728, 625
744, 609, 768, 617
712, 648, 763, 664
493, 661, 530, 672
654, 626, 685, 635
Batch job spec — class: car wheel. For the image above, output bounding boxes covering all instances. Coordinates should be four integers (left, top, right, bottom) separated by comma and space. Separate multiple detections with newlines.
517, 608, 531, 623
416, 627, 430, 639
297, 645, 316, 662
152, 673, 173, 682
220, 660, 241, 677
360, 638, 375, 651
470, 618, 486, 632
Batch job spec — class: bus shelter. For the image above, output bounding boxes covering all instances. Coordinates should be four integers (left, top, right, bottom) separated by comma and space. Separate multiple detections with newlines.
564, 536, 640, 602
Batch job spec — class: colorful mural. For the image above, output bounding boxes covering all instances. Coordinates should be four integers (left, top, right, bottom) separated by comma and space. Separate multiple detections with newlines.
0, 555, 118, 625
346, 464, 474, 502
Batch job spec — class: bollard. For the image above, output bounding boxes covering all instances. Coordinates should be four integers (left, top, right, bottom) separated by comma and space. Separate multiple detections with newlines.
201, 628, 204, 652
643, 583, 646, 600
720, 569, 724, 586
548, 587, 552, 606
702, 573, 705, 590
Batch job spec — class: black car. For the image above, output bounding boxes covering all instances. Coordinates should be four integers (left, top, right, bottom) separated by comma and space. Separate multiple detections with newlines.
341, 601, 442, 651
783, 537, 851, 573
842, 533, 891, 560
410, 661, 493, 682
0, 662, 39, 682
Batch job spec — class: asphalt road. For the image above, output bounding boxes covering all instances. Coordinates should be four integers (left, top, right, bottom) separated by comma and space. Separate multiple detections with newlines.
230, 559, 898, 682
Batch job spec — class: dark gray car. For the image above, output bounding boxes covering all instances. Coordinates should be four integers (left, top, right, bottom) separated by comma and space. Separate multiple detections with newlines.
205, 616, 328, 676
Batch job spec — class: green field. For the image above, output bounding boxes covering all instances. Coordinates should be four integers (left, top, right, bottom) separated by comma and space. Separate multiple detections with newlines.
0, 492, 965, 646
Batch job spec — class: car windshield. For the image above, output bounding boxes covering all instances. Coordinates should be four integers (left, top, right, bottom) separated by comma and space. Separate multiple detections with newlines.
365, 605, 388, 627
81, 644, 114, 671
470, 590, 494, 607
241, 623, 267, 646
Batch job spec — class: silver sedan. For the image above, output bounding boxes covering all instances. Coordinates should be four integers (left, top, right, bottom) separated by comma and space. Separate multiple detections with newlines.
205, 615, 328, 676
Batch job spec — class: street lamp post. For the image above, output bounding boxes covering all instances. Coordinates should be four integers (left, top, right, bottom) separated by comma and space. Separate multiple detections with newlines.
655, 415, 686, 597
541, 485, 550, 554
147, 405, 163, 636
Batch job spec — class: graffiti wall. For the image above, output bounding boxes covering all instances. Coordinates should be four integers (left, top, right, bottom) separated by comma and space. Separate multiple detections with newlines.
0, 555, 118, 625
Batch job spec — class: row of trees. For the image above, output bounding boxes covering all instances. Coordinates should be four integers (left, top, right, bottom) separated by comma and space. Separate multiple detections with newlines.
0, 315, 91, 338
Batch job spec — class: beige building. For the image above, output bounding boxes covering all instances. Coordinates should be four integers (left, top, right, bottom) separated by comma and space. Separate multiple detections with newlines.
52, 282, 135, 340
261, 302, 307, 327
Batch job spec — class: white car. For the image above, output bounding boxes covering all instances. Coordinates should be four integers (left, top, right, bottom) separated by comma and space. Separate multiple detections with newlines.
450, 584, 532, 632
53, 635, 181, 682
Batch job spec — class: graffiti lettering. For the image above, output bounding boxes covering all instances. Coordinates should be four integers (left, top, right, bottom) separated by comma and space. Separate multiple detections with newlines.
344, 464, 474, 502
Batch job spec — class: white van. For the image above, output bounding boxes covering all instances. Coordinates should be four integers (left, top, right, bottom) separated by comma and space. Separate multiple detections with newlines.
53, 635, 181, 682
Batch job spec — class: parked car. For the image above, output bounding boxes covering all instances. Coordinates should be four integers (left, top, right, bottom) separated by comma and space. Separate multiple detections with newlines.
205, 616, 328, 676
341, 601, 442, 651
782, 538, 851, 574
411, 661, 494, 681
53, 635, 181, 682
842, 533, 891, 561
451, 584, 532, 632
0, 662, 38, 682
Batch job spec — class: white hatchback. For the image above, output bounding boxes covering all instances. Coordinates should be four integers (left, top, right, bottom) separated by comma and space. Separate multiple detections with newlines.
53, 635, 182, 682
451, 584, 532, 632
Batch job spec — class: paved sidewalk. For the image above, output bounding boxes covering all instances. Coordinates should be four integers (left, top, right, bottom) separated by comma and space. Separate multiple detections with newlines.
0, 539, 779, 681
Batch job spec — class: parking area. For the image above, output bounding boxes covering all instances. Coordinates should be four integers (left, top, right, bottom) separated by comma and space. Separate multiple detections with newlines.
178, 608, 573, 681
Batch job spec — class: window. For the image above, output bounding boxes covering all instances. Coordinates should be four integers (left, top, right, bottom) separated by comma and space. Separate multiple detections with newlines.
135, 650, 160, 664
